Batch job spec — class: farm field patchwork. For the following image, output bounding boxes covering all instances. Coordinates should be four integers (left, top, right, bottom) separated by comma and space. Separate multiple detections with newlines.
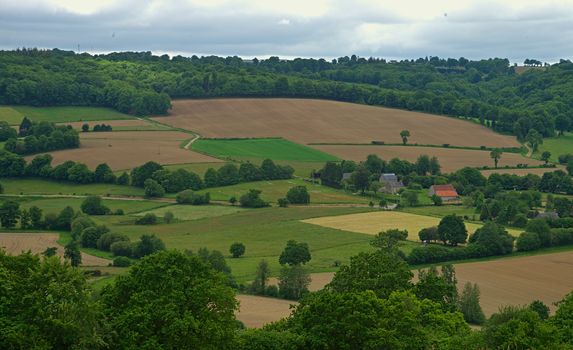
0, 233, 110, 266
196, 178, 372, 204
312, 145, 542, 173
135, 204, 246, 221
157, 98, 521, 148
95, 206, 378, 282
25, 131, 222, 170
192, 138, 339, 162
302, 211, 523, 240
2, 105, 133, 124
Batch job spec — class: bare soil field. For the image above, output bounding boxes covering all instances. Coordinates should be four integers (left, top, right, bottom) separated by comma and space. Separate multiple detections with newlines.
0, 233, 110, 266
25, 131, 222, 170
312, 145, 541, 173
481, 166, 564, 177
156, 99, 520, 148
302, 211, 523, 240
236, 294, 296, 328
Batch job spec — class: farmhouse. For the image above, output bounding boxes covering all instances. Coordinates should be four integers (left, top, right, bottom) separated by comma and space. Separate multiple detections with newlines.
428, 184, 460, 202
378, 173, 404, 194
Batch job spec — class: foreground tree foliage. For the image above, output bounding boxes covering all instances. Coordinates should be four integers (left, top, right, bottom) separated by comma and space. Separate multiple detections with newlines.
0, 252, 105, 349
101, 250, 238, 349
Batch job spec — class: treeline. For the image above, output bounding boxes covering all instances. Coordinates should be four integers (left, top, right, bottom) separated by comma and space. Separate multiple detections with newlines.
0, 150, 294, 193
2, 49, 573, 138
3, 118, 79, 155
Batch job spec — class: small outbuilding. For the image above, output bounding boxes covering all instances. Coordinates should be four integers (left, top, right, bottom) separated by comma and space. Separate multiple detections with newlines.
428, 184, 460, 202
536, 211, 559, 220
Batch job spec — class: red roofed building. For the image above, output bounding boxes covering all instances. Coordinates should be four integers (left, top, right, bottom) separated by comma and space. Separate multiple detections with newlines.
428, 184, 460, 202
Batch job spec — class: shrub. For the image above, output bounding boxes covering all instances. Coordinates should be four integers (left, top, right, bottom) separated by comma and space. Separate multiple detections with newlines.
229, 242, 246, 258
114, 209, 125, 215
132, 234, 165, 258
110, 241, 133, 257
431, 195, 443, 206
80, 227, 102, 248
175, 190, 210, 205
277, 198, 289, 208
164, 211, 174, 224
144, 179, 165, 198
286, 186, 310, 204
418, 226, 439, 243
516, 231, 541, 252
97, 232, 130, 251
135, 213, 157, 225
512, 214, 528, 228
240, 189, 269, 208
80, 196, 110, 215
112, 256, 132, 267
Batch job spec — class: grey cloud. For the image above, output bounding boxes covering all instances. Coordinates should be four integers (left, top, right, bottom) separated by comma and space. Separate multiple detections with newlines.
0, 0, 572, 62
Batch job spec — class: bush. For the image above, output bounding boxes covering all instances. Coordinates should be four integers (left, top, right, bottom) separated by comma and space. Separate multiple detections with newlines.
135, 213, 157, 225
175, 190, 210, 205
418, 226, 439, 242
407, 245, 465, 265
230, 242, 246, 258
110, 241, 133, 257
277, 198, 289, 208
97, 232, 130, 251
286, 186, 310, 204
132, 234, 165, 258
113, 256, 132, 267
144, 179, 165, 198
80, 196, 110, 215
516, 231, 541, 252
80, 227, 104, 248
164, 211, 174, 224
512, 214, 528, 228
240, 189, 269, 208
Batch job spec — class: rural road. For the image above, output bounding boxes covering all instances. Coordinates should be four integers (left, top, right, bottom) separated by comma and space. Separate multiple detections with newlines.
183, 133, 200, 150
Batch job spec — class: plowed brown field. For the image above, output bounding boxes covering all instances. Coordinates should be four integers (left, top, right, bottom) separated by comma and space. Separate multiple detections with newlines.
25, 131, 222, 170
0, 233, 110, 266
156, 99, 520, 148
312, 145, 541, 173
236, 295, 296, 328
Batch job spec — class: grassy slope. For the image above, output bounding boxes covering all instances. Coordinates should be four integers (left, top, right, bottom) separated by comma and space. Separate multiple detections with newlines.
135, 204, 246, 221
0, 196, 167, 215
0, 178, 144, 196
2, 105, 133, 124
96, 206, 381, 282
537, 132, 573, 162
197, 178, 372, 204
192, 138, 339, 162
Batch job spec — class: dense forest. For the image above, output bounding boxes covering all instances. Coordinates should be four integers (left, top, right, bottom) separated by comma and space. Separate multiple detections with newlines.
1, 49, 573, 140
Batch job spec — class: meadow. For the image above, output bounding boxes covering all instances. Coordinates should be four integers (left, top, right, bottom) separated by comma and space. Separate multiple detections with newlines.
135, 204, 246, 221
0, 178, 145, 196
193, 138, 339, 162
196, 178, 372, 204
537, 132, 573, 162
1, 105, 133, 124
302, 211, 524, 241
61, 119, 170, 131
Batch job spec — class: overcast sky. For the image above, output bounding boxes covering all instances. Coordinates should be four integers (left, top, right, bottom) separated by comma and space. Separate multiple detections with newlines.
1, 0, 572, 63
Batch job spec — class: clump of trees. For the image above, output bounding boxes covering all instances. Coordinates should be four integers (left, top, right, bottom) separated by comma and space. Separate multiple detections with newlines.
4, 119, 79, 155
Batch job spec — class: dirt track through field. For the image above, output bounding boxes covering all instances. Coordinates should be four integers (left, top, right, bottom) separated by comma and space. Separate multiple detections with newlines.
25, 131, 222, 170
312, 145, 542, 173
156, 99, 520, 148
0, 233, 110, 266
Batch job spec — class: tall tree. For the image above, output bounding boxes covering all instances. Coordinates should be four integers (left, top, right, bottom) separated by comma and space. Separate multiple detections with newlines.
490, 148, 502, 168
400, 130, 411, 145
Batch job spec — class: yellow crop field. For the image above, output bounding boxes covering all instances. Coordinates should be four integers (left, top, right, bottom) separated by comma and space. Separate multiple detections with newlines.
302, 211, 522, 241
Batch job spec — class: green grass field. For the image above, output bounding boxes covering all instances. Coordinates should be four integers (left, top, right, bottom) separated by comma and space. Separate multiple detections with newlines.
1, 105, 133, 124
96, 206, 380, 282
196, 178, 372, 204
0, 196, 167, 215
0, 178, 145, 197
163, 160, 326, 178
192, 138, 339, 162
0, 107, 24, 124
537, 132, 573, 162
135, 204, 246, 221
